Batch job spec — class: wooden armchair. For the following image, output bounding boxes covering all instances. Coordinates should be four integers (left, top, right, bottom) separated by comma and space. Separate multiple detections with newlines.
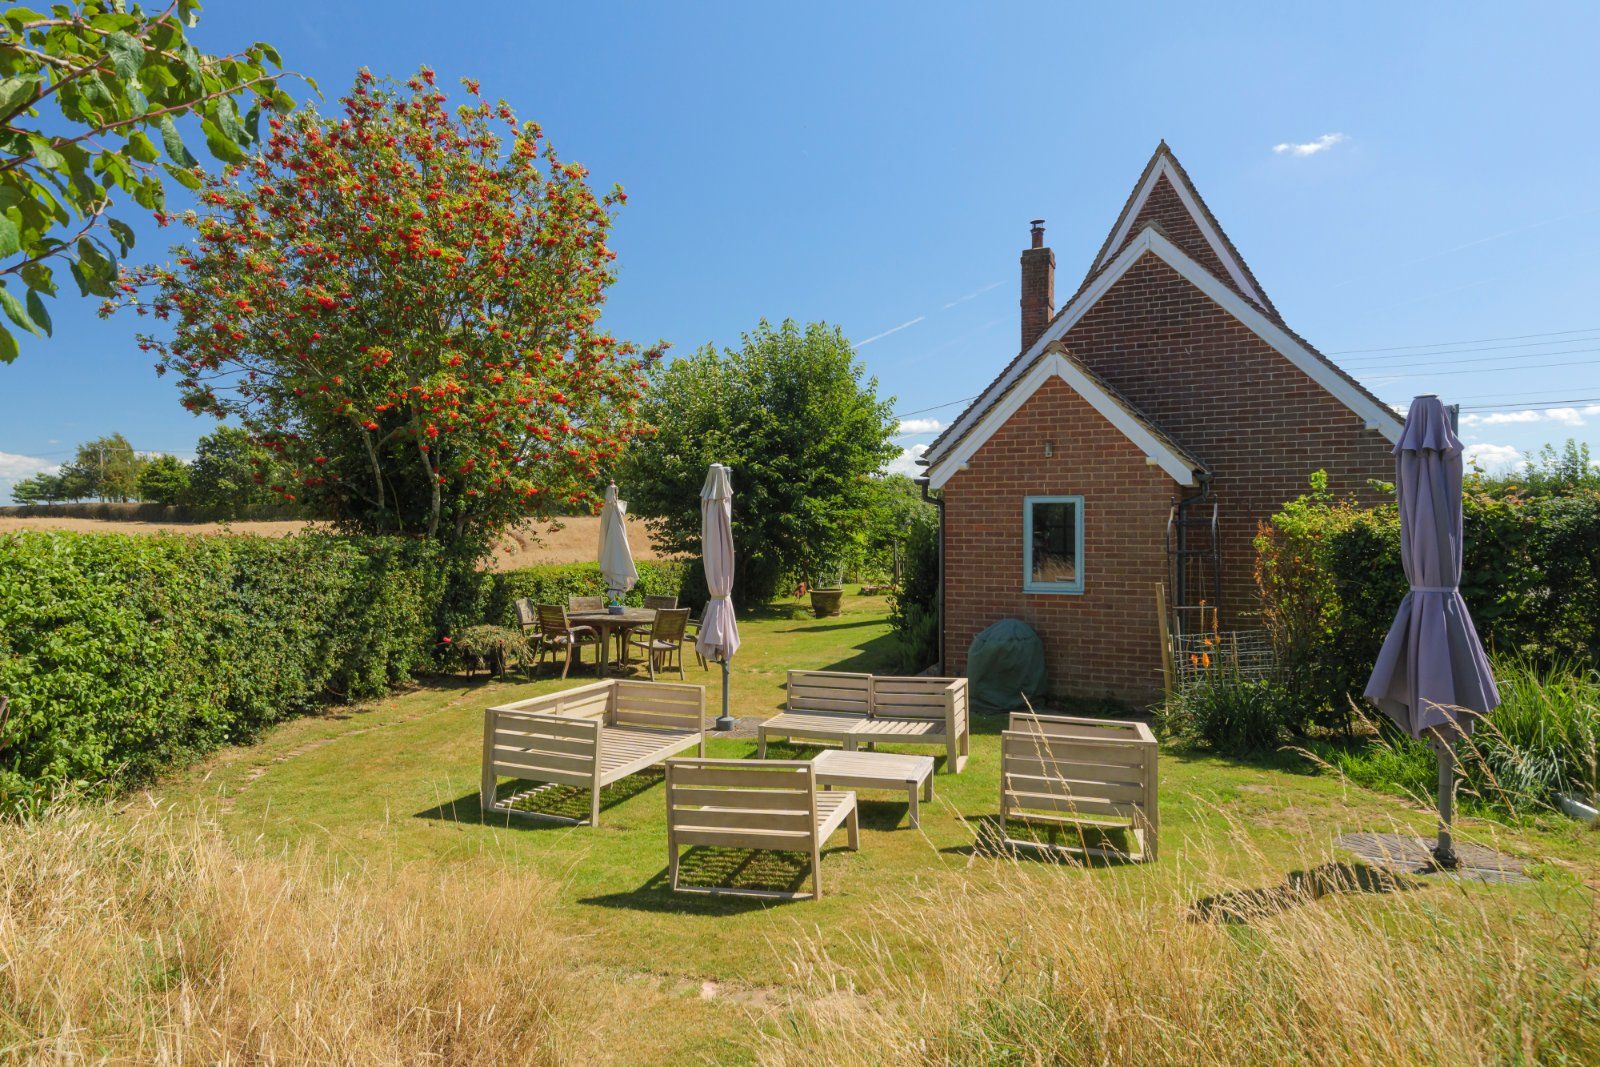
628, 607, 691, 680
568, 595, 605, 613
643, 594, 678, 610
665, 758, 858, 900
534, 603, 599, 679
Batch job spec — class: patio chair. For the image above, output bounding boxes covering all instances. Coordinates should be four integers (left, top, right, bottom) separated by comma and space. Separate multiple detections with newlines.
568, 595, 605, 613
643, 594, 678, 610
665, 758, 858, 900
535, 603, 600, 679
628, 607, 691, 680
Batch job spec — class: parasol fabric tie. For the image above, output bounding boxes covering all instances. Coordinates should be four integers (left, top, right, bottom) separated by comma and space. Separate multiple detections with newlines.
1409, 586, 1457, 593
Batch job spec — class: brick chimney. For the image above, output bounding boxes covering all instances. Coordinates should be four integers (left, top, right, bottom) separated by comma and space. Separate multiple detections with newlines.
1020, 219, 1055, 351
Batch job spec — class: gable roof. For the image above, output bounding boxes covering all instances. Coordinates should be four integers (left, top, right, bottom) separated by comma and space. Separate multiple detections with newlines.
1082, 141, 1280, 319
923, 340, 1207, 490
921, 222, 1405, 480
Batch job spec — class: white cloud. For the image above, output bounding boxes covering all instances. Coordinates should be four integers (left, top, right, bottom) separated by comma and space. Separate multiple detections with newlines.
896, 418, 943, 436
1460, 404, 1600, 428
1462, 443, 1525, 471
855, 315, 925, 348
0, 451, 60, 503
885, 443, 928, 477
1273, 132, 1347, 157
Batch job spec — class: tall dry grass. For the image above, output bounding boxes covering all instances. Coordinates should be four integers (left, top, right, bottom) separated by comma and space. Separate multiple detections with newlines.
767, 827, 1600, 1066
0, 801, 579, 1065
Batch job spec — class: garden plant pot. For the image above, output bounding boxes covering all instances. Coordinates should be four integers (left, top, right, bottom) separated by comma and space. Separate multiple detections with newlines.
810, 587, 843, 618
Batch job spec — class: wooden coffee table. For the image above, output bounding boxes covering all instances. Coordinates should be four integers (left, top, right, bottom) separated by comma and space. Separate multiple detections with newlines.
810, 749, 935, 828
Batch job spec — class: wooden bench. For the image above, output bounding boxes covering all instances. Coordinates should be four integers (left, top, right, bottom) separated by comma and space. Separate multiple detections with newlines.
756, 671, 969, 773
481, 679, 705, 826
665, 758, 859, 900
999, 712, 1158, 862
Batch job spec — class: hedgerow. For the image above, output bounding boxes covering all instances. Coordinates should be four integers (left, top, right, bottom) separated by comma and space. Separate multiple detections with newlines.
0, 531, 683, 810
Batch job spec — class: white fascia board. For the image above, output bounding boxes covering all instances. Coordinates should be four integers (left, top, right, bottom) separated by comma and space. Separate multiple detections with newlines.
1091, 155, 1270, 310
924, 351, 1200, 489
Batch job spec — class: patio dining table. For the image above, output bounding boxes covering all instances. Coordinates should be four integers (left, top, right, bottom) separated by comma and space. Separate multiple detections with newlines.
567, 607, 657, 678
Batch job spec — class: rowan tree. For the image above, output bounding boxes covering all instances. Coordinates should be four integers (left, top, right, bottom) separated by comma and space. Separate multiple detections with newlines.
115, 68, 658, 550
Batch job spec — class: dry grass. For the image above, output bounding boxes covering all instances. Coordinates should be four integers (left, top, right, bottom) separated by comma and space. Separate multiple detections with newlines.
0, 513, 668, 570
766, 826, 1600, 1066
0, 800, 582, 1065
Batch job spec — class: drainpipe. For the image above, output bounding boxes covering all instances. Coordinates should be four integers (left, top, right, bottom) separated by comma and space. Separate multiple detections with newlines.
915, 475, 945, 671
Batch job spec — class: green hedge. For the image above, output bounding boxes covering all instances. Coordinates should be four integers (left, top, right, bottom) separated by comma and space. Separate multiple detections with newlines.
1256, 476, 1600, 722
0, 530, 685, 810
481, 559, 689, 626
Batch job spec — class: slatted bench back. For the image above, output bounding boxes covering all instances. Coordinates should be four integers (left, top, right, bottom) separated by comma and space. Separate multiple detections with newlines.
491, 680, 614, 723
1002, 712, 1157, 836
612, 679, 704, 733
870, 675, 965, 724
786, 671, 872, 717
665, 760, 817, 852
483, 708, 601, 790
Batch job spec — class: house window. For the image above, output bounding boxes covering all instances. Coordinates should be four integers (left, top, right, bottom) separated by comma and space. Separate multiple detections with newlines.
1023, 495, 1084, 594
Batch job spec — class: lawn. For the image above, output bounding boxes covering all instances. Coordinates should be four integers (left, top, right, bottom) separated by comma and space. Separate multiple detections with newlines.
130, 595, 1599, 1064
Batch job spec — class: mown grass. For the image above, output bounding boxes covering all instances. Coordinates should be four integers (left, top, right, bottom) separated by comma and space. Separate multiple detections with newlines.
5, 594, 1597, 1064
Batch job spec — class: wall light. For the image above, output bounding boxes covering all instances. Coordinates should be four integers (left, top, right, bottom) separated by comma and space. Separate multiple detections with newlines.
1044, 441, 1055, 458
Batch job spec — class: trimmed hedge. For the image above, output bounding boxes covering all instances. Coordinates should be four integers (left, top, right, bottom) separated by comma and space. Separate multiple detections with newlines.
481, 559, 688, 627
0, 530, 684, 810
1255, 476, 1600, 723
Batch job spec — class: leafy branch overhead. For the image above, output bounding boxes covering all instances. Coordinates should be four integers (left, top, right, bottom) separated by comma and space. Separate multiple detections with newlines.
0, 0, 303, 361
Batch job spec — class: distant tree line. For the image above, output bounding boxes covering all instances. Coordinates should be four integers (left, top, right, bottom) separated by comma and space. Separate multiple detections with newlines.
9, 426, 291, 517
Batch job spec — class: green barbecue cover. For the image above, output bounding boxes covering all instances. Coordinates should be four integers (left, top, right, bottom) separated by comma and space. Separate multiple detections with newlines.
966, 618, 1048, 712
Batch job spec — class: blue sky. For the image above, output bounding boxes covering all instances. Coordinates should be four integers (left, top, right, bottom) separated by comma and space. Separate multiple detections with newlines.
6, 1, 1600, 497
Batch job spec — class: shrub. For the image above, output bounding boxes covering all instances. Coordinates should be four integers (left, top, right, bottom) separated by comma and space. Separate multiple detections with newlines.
0, 531, 444, 810
480, 560, 687, 628
1158, 674, 1301, 755
887, 512, 939, 671
1256, 471, 1600, 722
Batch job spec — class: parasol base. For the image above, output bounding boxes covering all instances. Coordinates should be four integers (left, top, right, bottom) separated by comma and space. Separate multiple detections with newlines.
712, 658, 735, 731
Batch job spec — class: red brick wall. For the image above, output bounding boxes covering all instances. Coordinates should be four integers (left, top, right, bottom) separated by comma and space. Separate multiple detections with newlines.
940, 250, 1395, 703
943, 375, 1176, 703
1058, 251, 1395, 628
1106, 175, 1257, 309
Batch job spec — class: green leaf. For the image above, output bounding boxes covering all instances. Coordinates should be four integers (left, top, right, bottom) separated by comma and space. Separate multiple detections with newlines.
0, 323, 17, 363
0, 76, 37, 118
27, 137, 65, 171
124, 130, 159, 164
107, 217, 136, 255
162, 162, 203, 190
0, 214, 18, 259
200, 117, 244, 163
106, 32, 146, 82
25, 287, 51, 336
157, 115, 197, 167
0, 282, 43, 336
20, 263, 55, 296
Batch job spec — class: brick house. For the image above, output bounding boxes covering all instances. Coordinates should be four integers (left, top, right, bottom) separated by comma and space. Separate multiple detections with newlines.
917, 143, 1403, 704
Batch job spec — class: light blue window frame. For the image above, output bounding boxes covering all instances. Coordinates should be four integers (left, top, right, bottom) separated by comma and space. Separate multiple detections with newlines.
1023, 495, 1085, 595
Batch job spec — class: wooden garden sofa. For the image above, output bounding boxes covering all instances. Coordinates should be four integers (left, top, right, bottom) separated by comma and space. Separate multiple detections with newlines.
664, 758, 859, 900
999, 712, 1159, 862
756, 670, 970, 772
481, 679, 705, 826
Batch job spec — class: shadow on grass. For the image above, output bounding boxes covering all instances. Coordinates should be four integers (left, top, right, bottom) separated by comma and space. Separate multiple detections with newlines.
413, 770, 665, 828
1162, 743, 1324, 778
785, 618, 891, 635
819, 632, 900, 674
1190, 861, 1418, 925
939, 814, 1143, 868
580, 844, 858, 913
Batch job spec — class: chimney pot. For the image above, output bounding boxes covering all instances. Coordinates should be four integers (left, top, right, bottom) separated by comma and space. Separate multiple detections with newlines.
1029, 219, 1046, 249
